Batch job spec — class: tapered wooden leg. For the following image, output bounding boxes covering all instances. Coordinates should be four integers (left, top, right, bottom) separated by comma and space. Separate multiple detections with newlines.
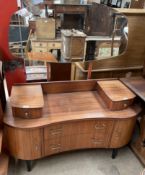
26, 160, 32, 172
112, 149, 118, 159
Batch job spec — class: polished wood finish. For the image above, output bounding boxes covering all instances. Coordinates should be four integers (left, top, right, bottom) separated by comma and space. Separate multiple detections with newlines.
47, 63, 71, 81
10, 85, 44, 118
121, 77, 145, 101
120, 76, 145, 166
75, 9, 145, 79
97, 80, 136, 110
0, 154, 9, 175
4, 80, 140, 162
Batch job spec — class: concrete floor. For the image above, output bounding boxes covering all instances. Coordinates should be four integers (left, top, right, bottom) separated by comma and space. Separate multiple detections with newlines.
8, 147, 143, 175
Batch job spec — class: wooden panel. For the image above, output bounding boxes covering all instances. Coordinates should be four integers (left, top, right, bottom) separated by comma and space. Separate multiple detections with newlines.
97, 80, 136, 110
47, 63, 71, 81
110, 118, 136, 148
32, 41, 47, 48
44, 120, 98, 140
10, 85, 44, 108
42, 80, 97, 93
36, 18, 55, 39
85, 4, 113, 36
47, 42, 61, 49
121, 77, 145, 101
130, 0, 145, 8
4, 126, 42, 160
33, 47, 48, 53
0, 153, 9, 175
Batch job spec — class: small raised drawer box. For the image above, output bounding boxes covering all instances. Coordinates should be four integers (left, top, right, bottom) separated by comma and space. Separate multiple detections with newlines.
97, 80, 136, 110
10, 85, 44, 119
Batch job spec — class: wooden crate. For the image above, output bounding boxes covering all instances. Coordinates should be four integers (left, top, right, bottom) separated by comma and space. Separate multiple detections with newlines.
61, 30, 86, 60
36, 18, 55, 39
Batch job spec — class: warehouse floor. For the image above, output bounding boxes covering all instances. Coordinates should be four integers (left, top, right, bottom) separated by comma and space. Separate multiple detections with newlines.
8, 147, 143, 175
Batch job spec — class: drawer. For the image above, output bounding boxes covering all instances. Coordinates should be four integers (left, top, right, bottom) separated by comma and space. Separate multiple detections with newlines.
32, 42, 47, 48
94, 121, 107, 130
47, 42, 61, 49
12, 107, 42, 119
33, 47, 48, 53
44, 121, 96, 140
44, 139, 61, 155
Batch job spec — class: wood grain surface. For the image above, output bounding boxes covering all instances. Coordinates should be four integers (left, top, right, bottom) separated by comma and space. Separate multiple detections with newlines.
10, 85, 44, 108
4, 91, 140, 129
120, 76, 145, 101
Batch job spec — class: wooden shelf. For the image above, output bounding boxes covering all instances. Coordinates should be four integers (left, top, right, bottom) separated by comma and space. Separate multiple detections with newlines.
0, 154, 9, 175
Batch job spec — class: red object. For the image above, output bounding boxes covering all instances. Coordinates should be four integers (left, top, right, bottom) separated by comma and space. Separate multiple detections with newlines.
0, 0, 26, 94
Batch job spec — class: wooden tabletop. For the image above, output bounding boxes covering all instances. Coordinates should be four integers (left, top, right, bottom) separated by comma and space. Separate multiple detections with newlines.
10, 85, 44, 108
120, 76, 145, 101
5, 91, 140, 129
27, 52, 58, 63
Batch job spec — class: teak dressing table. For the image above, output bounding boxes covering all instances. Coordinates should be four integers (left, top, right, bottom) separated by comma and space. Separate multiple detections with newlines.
4, 79, 140, 171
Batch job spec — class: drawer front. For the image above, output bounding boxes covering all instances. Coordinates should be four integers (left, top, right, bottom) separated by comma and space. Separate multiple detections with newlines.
12, 107, 42, 119
33, 47, 47, 53
32, 42, 47, 48
47, 42, 61, 50
44, 121, 96, 140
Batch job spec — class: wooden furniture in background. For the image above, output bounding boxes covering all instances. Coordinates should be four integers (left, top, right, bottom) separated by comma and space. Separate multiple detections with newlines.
30, 37, 62, 59
130, 0, 145, 8
47, 63, 71, 81
75, 9, 145, 80
27, 52, 58, 65
120, 77, 145, 166
10, 85, 44, 119
61, 30, 86, 60
4, 80, 140, 171
85, 3, 114, 36
97, 80, 136, 110
36, 18, 56, 39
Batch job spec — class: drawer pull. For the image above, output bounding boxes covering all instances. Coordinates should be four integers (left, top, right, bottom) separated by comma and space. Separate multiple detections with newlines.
25, 112, 29, 118
92, 139, 103, 144
51, 147, 61, 151
50, 128, 62, 135
95, 124, 106, 130
50, 131, 62, 135
35, 145, 39, 151
124, 103, 127, 108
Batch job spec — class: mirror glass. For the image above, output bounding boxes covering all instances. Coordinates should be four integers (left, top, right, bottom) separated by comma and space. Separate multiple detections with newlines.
9, 0, 128, 65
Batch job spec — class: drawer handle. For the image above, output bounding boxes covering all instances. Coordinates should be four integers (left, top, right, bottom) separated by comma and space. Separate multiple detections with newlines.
124, 103, 127, 108
51, 147, 61, 150
92, 139, 103, 144
95, 124, 106, 130
25, 112, 29, 118
52, 43, 55, 47
40, 43, 42, 46
35, 145, 39, 151
50, 131, 62, 135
